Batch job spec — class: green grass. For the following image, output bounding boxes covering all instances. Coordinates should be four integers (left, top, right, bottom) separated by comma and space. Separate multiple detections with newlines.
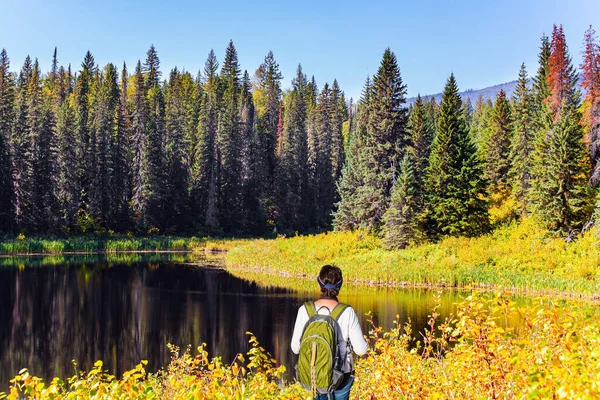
0, 235, 247, 255
225, 218, 600, 297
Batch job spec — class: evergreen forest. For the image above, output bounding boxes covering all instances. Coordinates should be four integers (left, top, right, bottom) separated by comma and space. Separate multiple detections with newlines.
1, 24, 599, 246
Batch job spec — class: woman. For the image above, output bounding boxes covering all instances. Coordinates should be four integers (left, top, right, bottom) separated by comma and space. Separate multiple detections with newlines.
290, 265, 368, 400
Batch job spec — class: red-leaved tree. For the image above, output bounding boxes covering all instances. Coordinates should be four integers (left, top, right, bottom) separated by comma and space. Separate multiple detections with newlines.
547, 25, 578, 119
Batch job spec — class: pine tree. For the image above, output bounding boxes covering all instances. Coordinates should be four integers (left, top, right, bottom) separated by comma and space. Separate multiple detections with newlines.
27, 60, 54, 230
426, 74, 489, 238
164, 68, 190, 231
239, 70, 263, 233
509, 63, 535, 212
481, 90, 512, 192
144, 45, 166, 230
382, 154, 420, 249
11, 56, 33, 227
218, 41, 243, 231
111, 62, 130, 230
531, 105, 593, 233
130, 60, 152, 229
530, 27, 593, 234
54, 98, 78, 229
74, 51, 96, 220
340, 48, 408, 231
0, 49, 14, 231
254, 51, 282, 225
333, 76, 371, 230
275, 65, 308, 231
191, 50, 220, 230
408, 94, 434, 191
330, 79, 345, 185
547, 25, 580, 117
581, 26, 600, 186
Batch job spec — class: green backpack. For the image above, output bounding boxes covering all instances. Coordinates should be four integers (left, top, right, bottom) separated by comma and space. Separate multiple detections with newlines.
296, 301, 349, 396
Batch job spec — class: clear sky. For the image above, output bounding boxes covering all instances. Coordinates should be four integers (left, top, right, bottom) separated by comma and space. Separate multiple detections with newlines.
1, 0, 599, 100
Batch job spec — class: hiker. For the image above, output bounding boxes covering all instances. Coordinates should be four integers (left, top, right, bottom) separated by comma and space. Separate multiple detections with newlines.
291, 265, 368, 400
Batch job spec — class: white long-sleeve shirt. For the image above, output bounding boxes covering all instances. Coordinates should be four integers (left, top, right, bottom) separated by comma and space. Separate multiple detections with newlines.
290, 303, 369, 372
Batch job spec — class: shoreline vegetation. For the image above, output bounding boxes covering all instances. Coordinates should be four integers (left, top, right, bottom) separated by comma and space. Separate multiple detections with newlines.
225, 218, 600, 300
2, 292, 599, 399
0, 235, 247, 255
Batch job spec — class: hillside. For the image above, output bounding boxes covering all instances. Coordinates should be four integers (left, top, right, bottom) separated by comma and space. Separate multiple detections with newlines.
407, 80, 518, 105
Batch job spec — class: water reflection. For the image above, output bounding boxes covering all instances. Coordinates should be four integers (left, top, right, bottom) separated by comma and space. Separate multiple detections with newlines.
0, 254, 461, 389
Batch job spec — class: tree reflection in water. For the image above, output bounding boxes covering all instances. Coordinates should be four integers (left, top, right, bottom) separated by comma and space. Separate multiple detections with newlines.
0, 253, 460, 389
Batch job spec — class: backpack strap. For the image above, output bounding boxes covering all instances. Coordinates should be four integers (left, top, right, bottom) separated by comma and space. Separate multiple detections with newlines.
329, 302, 349, 321
304, 301, 317, 318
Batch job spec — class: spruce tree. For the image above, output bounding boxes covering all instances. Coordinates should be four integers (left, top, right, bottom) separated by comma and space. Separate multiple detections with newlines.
218, 41, 243, 231
338, 48, 408, 231
74, 51, 96, 220
330, 79, 345, 185
144, 45, 166, 230
54, 98, 78, 229
190, 50, 220, 230
581, 26, 600, 187
27, 60, 54, 230
408, 94, 434, 192
275, 65, 308, 231
130, 60, 152, 229
111, 62, 130, 230
481, 90, 512, 193
382, 154, 420, 249
254, 51, 282, 225
509, 63, 535, 212
426, 74, 489, 238
333, 76, 371, 230
0, 49, 15, 231
164, 68, 190, 231
530, 27, 593, 234
11, 56, 33, 227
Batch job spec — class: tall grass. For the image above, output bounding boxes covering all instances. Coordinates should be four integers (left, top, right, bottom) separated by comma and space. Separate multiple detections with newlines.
226, 218, 600, 297
0, 235, 248, 255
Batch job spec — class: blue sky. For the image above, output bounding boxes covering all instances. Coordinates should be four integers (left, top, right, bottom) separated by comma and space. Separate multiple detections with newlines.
1, 0, 599, 100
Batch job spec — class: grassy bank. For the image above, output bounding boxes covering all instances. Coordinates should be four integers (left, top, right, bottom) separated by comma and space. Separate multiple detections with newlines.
226, 219, 600, 297
3, 292, 599, 399
0, 235, 246, 255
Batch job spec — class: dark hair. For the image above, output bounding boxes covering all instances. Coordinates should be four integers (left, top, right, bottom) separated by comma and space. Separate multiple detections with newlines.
318, 265, 343, 299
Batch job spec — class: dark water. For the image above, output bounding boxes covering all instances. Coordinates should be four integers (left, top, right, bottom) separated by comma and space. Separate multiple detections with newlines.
0, 253, 461, 389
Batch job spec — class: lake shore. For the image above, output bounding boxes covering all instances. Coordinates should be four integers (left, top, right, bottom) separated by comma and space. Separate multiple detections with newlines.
224, 218, 600, 300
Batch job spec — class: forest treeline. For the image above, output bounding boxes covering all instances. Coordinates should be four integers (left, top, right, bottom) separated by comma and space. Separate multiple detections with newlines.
0, 24, 599, 245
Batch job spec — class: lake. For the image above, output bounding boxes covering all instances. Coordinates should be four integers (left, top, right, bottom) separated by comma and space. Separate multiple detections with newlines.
0, 253, 462, 390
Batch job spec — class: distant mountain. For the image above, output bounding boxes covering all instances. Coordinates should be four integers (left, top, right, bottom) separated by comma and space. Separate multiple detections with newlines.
407, 80, 518, 106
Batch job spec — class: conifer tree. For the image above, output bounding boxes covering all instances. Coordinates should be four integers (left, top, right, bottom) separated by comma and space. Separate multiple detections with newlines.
408, 94, 434, 191
481, 90, 512, 192
313, 83, 334, 228
74, 51, 96, 219
0, 49, 14, 231
239, 70, 263, 233
530, 27, 593, 233
509, 63, 535, 211
275, 65, 308, 231
130, 60, 152, 229
426, 74, 488, 238
330, 79, 345, 185
218, 41, 243, 231
333, 76, 371, 230
341, 48, 408, 231
164, 68, 190, 231
581, 26, 600, 187
27, 60, 54, 230
144, 45, 166, 229
11, 56, 33, 227
111, 62, 130, 230
191, 50, 220, 230
254, 51, 282, 224
382, 154, 420, 249
54, 98, 78, 229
